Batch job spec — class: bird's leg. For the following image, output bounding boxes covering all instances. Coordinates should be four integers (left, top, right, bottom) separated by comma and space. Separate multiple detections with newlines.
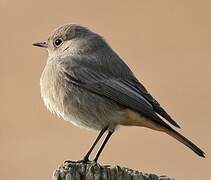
93, 131, 113, 162
81, 127, 107, 163
64, 128, 107, 164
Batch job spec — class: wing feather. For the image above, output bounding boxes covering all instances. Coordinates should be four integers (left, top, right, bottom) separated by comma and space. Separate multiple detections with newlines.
63, 67, 173, 130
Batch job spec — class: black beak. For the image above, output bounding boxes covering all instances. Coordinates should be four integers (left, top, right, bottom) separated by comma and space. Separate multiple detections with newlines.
32, 41, 48, 48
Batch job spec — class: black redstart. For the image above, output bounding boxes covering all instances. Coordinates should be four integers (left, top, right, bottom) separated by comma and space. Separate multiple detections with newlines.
33, 24, 205, 162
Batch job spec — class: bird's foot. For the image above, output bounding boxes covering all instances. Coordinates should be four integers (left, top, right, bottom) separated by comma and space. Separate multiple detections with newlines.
64, 157, 95, 165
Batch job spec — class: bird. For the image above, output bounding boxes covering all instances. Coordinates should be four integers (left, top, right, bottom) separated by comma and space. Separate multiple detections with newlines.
33, 24, 205, 162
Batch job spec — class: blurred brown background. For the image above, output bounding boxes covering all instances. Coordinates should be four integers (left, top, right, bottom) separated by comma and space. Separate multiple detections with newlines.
1, 0, 210, 179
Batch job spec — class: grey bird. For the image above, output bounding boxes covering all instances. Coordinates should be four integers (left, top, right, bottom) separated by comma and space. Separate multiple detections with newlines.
33, 24, 205, 162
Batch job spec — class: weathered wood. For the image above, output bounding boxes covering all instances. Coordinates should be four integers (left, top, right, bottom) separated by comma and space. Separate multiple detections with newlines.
52, 161, 174, 180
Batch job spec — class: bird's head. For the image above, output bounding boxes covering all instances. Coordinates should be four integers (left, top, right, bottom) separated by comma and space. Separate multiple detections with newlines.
33, 24, 107, 59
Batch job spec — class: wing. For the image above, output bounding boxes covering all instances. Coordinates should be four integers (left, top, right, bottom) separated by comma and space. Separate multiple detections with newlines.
121, 77, 180, 128
63, 65, 175, 130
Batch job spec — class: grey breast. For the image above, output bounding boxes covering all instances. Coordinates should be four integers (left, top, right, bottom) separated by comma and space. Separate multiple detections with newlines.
40, 58, 124, 131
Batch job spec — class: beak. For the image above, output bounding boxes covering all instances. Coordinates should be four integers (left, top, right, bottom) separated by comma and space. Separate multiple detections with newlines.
32, 41, 48, 48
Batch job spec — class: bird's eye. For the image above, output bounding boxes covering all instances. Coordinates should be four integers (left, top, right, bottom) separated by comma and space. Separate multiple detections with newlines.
54, 38, 63, 47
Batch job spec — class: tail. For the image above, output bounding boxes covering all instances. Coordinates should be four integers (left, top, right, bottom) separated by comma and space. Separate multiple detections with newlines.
166, 128, 205, 158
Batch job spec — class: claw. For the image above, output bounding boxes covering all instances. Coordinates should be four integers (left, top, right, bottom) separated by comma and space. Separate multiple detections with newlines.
64, 158, 93, 165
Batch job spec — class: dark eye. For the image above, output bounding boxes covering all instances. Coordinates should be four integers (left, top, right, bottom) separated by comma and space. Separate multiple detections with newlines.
54, 38, 63, 47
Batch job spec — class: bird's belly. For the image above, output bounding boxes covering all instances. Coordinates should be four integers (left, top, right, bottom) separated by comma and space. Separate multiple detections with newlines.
42, 85, 123, 131
61, 93, 123, 131
61, 110, 103, 131
40, 64, 123, 131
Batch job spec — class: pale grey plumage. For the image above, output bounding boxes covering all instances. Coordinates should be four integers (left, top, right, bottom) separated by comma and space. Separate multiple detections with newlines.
34, 24, 205, 160
40, 26, 129, 131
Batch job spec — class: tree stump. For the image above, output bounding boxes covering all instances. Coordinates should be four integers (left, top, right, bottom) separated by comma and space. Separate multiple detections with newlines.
53, 161, 174, 180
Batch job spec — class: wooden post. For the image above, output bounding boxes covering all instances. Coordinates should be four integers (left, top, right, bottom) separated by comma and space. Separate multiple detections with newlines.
53, 161, 174, 180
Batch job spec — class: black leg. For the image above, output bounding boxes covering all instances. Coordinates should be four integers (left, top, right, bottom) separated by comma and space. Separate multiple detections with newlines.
94, 131, 113, 162
83, 128, 107, 162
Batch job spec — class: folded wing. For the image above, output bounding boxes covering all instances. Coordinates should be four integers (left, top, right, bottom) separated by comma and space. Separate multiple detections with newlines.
63, 66, 174, 130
